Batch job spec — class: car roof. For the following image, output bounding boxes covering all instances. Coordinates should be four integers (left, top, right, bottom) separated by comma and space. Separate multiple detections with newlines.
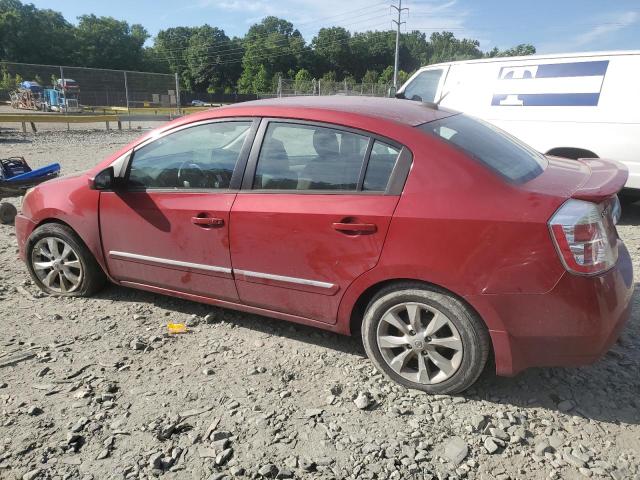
217, 96, 457, 127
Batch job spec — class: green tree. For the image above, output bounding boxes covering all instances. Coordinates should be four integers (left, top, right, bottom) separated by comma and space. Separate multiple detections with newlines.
312, 27, 352, 77
485, 43, 536, 58
362, 69, 379, 84
183, 25, 240, 92
294, 68, 313, 93
155, 26, 198, 86
343, 74, 356, 89
237, 68, 254, 94
0, 1, 538, 95
320, 70, 337, 83
271, 71, 283, 92
428, 31, 482, 64
238, 16, 306, 93
74, 14, 149, 70
378, 66, 394, 84
350, 31, 395, 79
0, 64, 19, 90
0, 0, 75, 64
252, 64, 271, 93
141, 46, 171, 74
400, 31, 429, 72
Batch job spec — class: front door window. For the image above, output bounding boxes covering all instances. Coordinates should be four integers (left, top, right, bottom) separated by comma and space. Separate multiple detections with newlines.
128, 121, 252, 190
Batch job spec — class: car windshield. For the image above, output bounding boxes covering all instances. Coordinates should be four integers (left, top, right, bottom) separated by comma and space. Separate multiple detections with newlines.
401, 69, 444, 102
418, 114, 547, 183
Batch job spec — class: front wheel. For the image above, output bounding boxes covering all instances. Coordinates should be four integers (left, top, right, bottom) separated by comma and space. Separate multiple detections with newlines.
362, 284, 490, 394
26, 223, 106, 296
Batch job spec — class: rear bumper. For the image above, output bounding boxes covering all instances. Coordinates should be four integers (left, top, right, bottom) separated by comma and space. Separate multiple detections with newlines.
15, 214, 37, 261
468, 241, 634, 376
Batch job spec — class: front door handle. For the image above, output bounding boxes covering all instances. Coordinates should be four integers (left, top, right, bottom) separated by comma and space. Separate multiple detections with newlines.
332, 222, 377, 234
191, 216, 224, 227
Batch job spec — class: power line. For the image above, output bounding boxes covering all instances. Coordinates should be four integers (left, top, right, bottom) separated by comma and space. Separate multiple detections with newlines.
151, 13, 399, 66
158, 19, 396, 68
154, 22, 480, 70
153, 2, 390, 56
153, 10, 394, 63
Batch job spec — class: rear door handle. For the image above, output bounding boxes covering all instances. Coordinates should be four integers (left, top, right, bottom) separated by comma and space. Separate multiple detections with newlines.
332, 222, 377, 234
191, 216, 224, 227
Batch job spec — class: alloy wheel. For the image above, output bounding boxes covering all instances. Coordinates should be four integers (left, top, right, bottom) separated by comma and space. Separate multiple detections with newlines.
31, 237, 84, 293
376, 302, 463, 384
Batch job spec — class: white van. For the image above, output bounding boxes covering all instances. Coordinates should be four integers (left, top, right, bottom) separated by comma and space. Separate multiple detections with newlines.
397, 51, 640, 190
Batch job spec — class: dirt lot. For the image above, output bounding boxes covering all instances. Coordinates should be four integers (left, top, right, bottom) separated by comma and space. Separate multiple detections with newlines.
1, 129, 639, 480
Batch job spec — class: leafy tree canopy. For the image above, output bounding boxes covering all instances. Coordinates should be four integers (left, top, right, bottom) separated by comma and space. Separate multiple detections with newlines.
0, 0, 536, 94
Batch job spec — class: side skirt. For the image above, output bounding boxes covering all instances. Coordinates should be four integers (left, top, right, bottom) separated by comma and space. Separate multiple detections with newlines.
119, 280, 351, 335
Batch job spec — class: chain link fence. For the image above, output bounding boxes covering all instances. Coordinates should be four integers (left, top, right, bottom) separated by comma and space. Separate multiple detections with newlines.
0, 61, 182, 113
258, 77, 393, 99
1, 62, 392, 133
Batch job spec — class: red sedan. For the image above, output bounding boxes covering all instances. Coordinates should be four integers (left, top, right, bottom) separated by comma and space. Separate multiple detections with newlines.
15, 97, 633, 394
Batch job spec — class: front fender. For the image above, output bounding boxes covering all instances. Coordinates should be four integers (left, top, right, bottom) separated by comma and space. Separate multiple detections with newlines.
21, 174, 108, 276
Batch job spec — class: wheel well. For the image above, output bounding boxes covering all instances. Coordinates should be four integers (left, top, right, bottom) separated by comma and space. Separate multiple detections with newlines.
36, 218, 74, 229
30, 218, 86, 251
546, 147, 598, 160
31, 218, 105, 271
349, 278, 488, 337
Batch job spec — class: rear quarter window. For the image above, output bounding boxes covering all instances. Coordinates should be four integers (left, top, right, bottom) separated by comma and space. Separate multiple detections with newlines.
418, 114, 547, 183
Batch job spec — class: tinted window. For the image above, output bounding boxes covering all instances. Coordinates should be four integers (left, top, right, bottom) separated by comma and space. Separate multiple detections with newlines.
128, 121, 251, 189
403, 69, 444, 102
418, 114, 546, 183
253, 123, 369, 190
363, 141, 400, 191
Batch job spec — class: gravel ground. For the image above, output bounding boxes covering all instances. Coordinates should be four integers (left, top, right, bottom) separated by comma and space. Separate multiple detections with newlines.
0, 130, 639, 480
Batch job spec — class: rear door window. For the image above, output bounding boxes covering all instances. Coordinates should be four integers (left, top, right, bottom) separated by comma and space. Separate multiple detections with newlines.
253, 122, 369, 191
403, 69, 444, 102
363, 141, 400, 191
418, 114, 547, 183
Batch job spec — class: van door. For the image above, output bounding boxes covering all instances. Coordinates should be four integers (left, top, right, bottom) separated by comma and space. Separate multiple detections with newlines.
401, 66, 449, 102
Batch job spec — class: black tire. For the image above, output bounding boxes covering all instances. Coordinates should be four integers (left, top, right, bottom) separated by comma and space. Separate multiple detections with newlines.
0, 203, 18, 225
362, 282, 490, 394
26, 223, 107, 296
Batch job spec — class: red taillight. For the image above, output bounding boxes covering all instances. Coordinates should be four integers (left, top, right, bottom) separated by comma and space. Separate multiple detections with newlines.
549, 199, 618, 275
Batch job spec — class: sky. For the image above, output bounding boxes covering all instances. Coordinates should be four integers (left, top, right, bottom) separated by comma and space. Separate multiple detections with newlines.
27, 0, 640, 54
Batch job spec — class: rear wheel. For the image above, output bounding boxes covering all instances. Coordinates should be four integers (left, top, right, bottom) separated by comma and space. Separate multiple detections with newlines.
26, 223, 106, 296
362, 283, 490, 394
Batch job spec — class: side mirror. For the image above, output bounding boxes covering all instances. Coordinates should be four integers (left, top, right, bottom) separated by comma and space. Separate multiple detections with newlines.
90, 166, 115, 190
387, 86, 397, 98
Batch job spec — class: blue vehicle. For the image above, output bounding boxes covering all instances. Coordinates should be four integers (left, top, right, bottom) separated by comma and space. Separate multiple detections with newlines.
0, 157, 60, 224
42, 87, 81, 113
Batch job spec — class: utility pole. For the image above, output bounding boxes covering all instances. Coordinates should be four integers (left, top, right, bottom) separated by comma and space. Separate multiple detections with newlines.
391, 0, 409, 89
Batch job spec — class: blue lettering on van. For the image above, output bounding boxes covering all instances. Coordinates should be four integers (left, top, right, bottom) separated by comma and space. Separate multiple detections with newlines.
492, 60, 609, 107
